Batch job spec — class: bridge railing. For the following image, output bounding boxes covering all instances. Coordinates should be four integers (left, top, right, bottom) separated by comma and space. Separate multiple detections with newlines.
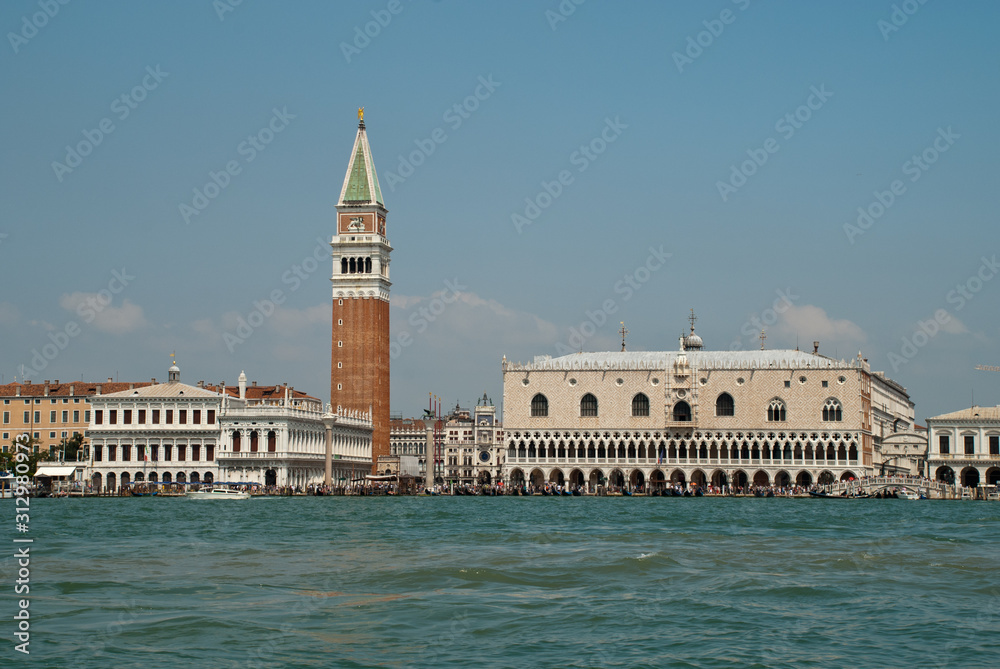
824, 475, 947, 495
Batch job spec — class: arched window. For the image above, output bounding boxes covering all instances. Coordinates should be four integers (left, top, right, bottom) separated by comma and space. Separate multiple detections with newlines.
349, 258, 356, 273
267, 430, 277, 452
365, 257, 372, 273
232, 430, 241, 453
530, 394, 548, 417
822, 398, 843, 422
767, 399, 786, 422
632, 393, 650, 417
250, 430, 259, 452
341, 258, 348, 274
716, 392, 735, 416
580, 393, 598, 417
673, 401, 691, 422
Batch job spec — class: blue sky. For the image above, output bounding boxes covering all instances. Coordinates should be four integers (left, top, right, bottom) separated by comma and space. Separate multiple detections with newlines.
1, 0, 998, 420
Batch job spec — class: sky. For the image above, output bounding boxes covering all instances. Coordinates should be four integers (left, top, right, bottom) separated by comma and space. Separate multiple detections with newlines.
1, 0, 998, 421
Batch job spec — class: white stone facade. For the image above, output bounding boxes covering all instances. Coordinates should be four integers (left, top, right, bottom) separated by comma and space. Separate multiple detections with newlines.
85, 367, 224, 492
926, 405, 1000, 490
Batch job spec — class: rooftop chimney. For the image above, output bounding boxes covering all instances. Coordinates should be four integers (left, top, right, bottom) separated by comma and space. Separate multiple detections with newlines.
107, 377, 113, 383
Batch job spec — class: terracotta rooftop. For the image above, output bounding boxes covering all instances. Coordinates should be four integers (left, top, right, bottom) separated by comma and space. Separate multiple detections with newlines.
0, 381, 155, 397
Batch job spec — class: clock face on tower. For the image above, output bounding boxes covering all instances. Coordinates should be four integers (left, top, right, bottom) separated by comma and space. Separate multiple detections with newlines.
479, 450, 491, 463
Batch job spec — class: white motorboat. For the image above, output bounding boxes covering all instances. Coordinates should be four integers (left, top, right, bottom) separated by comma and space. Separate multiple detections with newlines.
896, 488, 920, 500
185, 488, 250, 499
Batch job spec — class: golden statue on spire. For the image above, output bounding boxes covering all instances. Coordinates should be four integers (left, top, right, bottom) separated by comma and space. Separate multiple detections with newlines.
357, 106, 364, 121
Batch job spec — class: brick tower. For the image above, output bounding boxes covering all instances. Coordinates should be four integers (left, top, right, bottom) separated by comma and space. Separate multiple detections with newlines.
331, 108, 392, 473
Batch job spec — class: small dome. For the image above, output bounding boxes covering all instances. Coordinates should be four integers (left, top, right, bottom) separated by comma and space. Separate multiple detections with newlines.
684, 333, 704, 350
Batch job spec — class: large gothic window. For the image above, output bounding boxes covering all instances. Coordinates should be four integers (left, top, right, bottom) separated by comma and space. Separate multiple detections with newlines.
673, 401, 691, 422
767, 399, 786, 422
822, 398, 843, 422
580, 394, 598, 417
530, 394, 548, 417
716, 392, 735, 416
632, 393, 650, 417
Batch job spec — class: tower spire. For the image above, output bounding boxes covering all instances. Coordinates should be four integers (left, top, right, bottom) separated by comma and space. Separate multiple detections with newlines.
338, 109, 383, 207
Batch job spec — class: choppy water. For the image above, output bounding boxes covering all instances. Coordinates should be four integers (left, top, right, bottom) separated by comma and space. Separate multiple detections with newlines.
3, 497, 1000, 668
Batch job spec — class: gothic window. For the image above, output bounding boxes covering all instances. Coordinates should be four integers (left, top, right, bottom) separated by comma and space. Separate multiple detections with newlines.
716, 393, 735, 416
822, 399, 843, 422
580, 394, 598, 417
530, 394, 548, 417
632, 393, 650, 417
767, 399, 786, 422
673, 401, 691, 422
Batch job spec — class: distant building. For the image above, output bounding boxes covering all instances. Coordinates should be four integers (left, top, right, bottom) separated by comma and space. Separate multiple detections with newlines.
1, 378, 154, 458
502, 320, 914, 491
84, 364, 371, 492
389, 394, 503, 486
217, 371, 372, 488
925, 405, 1000, 490
875, 424, 927, 476
85, 363, 223, 492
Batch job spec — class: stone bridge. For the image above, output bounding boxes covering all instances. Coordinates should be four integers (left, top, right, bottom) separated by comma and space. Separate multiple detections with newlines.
824, 475, 949, 497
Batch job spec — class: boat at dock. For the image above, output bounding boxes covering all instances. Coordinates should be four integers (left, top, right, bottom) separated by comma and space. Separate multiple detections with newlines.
185, 488, 250, 500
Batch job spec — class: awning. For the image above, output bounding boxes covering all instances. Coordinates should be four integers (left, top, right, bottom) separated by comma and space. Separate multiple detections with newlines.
34, 465, 81, 478
364, 474, 397, 481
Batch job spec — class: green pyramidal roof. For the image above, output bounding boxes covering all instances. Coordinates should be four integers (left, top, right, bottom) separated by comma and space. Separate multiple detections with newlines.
338, 122, 384, 206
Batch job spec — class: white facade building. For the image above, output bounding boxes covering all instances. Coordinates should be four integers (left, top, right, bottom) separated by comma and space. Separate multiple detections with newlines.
85, 364, 224, 492
85, 365, 372, 491
926, 405, 1000, 490
218, 372, 372, 487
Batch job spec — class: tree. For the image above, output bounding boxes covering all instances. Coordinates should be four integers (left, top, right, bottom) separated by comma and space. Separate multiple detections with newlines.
1, 435, 49, 477
58, 433, 86, 462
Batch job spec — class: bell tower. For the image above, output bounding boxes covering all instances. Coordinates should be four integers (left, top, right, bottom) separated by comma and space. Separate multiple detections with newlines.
331, 108, 392, 473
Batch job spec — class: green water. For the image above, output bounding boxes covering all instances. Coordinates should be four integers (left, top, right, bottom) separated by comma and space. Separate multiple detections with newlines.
3, 497, 999, 668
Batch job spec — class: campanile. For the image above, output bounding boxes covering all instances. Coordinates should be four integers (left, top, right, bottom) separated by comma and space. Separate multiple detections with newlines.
331, 108, 392, 473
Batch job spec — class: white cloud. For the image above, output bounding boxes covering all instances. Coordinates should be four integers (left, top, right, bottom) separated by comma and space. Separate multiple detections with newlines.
939, 313, 968, 335
58, 292, 147, 334
772, 304, 866, 351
